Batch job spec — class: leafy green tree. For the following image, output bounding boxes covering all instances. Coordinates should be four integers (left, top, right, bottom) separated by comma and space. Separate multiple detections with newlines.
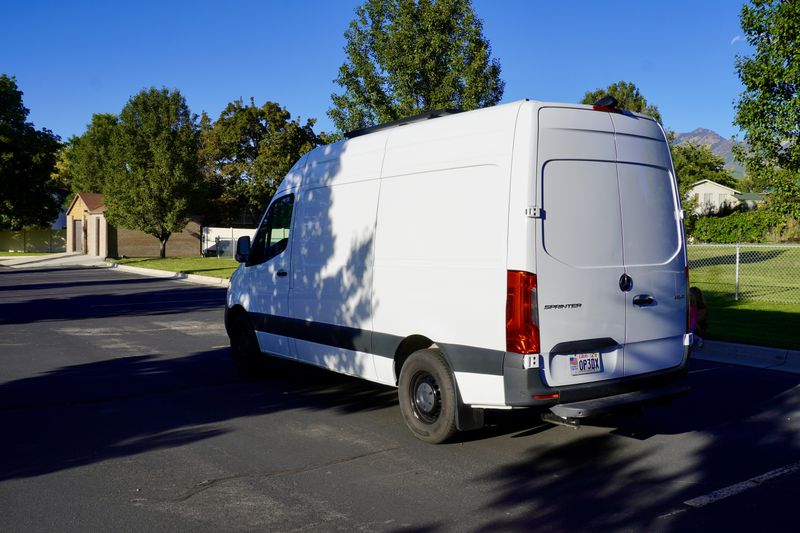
329, 0, 504, 132
672, 142, 739, 195
68, 113, 118, 194
0, 74, 62, 229
760, 167, 800, 219
51, 146, 73, 190
734, 0, 800, 220
672, 142, 740, 233
201, 98, 321, 224
580, 81, 662, 123
105, 87, 201, 258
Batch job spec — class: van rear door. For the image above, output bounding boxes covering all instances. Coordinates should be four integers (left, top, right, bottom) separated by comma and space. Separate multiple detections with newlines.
534, 107, 686, 387
535, 108, 627, 387
612, 114, 686, 375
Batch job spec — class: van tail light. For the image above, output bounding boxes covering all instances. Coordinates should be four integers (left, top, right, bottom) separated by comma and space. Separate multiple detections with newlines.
685, 266, 691, 333
506, 271, 540, 354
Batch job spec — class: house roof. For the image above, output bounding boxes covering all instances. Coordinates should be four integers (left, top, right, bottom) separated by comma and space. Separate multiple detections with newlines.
66, 192, 106, 216
690, 179, 741, 195
734, 192, 766, 202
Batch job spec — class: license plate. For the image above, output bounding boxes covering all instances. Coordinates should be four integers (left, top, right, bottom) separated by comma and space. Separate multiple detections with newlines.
569, 352, 602, 375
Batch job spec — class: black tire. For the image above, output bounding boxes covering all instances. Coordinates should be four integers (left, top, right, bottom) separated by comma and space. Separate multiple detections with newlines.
229, 314, 265, 376
398, 349, 458, 444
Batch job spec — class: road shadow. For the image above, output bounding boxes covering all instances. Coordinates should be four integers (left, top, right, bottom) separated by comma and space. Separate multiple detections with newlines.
0, 266, 104, 276
471, 363, 800, 531
0, 275, 169, 293
0, 347, 400, 482
0, 284, 227, 325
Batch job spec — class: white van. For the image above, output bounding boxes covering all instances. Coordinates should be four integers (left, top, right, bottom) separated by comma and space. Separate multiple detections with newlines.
225, 98, 691, 443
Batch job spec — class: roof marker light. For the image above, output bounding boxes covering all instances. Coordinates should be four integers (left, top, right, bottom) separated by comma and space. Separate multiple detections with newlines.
592, 95, 621, 113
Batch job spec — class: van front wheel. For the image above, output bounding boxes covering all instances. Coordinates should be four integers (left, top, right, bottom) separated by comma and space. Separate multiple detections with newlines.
230, 314, 264, 376
398, 349, 458, 444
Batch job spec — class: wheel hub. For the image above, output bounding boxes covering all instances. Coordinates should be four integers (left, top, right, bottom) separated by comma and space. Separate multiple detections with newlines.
412, 374, 441, 422
415, 381, 435, 413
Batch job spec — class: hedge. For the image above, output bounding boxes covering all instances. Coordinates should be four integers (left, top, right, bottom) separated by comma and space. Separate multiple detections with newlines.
691, 210, 783, 243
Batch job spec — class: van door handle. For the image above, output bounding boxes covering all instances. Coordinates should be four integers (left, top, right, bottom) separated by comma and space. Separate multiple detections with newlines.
276, 270, 288, 277
632, 294, 655, 306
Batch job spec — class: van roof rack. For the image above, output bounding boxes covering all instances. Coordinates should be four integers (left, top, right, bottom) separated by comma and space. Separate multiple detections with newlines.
344, 108, 462, 139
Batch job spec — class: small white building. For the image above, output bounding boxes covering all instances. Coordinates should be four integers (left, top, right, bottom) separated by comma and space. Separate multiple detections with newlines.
687, 179, 741, 214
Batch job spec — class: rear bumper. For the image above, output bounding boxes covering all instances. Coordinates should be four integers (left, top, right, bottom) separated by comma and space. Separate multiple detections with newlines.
549, 381, 689, 418
503, 350, 690, 409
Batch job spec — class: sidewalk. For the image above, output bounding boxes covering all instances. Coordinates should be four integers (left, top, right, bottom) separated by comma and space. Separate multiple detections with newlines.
0, 253, 228, 287
0, 252, 106, 268
2, 253, 797, 375
692, 339, 800, 375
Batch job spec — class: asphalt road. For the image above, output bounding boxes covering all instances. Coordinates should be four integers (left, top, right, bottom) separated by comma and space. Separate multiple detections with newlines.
1, 266, 798, 532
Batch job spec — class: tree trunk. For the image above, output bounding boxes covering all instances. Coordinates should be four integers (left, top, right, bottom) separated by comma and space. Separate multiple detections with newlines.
159, 234, 170, 259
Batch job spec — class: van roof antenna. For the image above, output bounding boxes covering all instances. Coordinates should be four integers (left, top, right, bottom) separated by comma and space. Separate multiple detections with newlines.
344, 109, 462, 139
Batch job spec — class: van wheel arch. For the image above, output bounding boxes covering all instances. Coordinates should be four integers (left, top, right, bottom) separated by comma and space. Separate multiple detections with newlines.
393, 335, 436, 384
393, 338, 485, 436
225, 305, 248, 338
228, 310, 266, 376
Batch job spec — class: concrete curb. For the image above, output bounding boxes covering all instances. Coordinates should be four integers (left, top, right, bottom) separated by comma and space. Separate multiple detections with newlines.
692, 340, 800, 374
779, 350, 800, 374
104, 262, 230, 288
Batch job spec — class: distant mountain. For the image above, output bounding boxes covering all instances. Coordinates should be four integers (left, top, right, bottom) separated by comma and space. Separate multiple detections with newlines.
673, 128, 745, 178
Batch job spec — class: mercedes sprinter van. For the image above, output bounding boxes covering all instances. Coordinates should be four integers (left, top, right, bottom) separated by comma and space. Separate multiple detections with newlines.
225, 99, 691, 443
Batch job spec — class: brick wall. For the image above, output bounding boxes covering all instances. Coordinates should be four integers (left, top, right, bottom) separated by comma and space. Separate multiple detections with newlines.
111, 220, 201, 257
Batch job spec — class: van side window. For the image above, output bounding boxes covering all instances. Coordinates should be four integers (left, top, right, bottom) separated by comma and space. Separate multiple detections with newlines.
247, 194, 294, 265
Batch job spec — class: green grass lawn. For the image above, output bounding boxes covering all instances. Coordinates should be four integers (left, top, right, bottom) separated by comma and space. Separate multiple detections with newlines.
702, 294, 800, 350
111, 256, 239, 279
688, 245, 800, 350
688, 245, 800, 303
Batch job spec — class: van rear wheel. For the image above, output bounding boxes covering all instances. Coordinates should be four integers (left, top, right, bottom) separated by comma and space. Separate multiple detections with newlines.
398, 349, 458, 444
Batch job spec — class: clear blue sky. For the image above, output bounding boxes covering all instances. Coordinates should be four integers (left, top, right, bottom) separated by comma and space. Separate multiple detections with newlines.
2, 0, 749, 142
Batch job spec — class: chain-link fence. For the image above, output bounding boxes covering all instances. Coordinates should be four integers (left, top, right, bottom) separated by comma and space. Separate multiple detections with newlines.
688, 244, 800, 304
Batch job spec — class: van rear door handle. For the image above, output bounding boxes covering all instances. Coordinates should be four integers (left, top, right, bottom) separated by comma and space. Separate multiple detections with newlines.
276, 270, 288, 277
632, 294, 655, 306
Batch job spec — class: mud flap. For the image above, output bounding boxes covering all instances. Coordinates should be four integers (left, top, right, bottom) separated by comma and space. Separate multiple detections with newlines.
454, 382, 485, 431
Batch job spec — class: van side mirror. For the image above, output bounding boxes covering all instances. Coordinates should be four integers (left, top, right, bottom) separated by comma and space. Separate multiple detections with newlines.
235, 236, 251, 263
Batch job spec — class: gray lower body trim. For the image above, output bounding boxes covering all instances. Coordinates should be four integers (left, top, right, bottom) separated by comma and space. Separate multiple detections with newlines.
243, 311, 505, 376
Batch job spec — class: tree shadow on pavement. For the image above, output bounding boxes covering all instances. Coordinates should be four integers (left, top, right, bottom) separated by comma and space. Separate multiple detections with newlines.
0, 347, 399, 482
469, 364, 800, 531
0, 285, 227, 325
